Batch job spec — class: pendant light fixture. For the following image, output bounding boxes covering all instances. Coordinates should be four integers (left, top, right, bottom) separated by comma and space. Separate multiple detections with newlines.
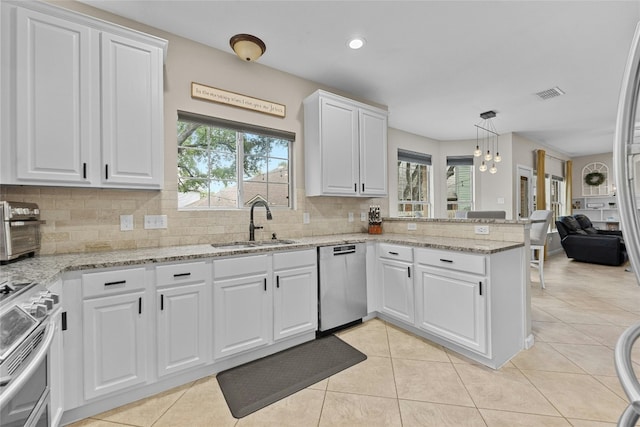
474, 110, 500, 173
230, 34, 266, 62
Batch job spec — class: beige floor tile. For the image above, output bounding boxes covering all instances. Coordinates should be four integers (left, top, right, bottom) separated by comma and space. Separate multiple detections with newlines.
593, 375, 628, 400
153, 376, 236, 427
236, 388, 324, 427
569, 323, 630, 347
393, 358, 474, 406
565, 420, 617, 427
539, 306, 611, 325
92, 382, 192, 426
327, 355, 397, 398
532, 321, 600, 345
479, 408, 571, 426
510, 341, 584, 373
531, 306, 561, 322
455, 364, 559, 416
66, 419, 129, 427
337, 323, 391, 357
399, 400, 486, 427
319, 391, 401, 427
549, 343, 617, 376
522, 370, 627, 423
587, 309, 640, 327
307, 377, 328, 390
386, 324, 449, 362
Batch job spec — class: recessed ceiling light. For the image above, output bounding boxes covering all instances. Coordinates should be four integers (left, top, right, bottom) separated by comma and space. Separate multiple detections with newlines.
348, 37, 365, 50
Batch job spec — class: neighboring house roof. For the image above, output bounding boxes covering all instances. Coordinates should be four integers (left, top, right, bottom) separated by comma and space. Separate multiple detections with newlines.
179, 166, 289, 208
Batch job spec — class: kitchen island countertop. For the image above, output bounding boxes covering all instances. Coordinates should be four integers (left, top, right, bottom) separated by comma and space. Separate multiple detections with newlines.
1, 233, 523, 288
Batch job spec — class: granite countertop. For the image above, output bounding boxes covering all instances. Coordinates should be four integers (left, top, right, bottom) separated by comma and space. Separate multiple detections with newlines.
0, 233, 523, 288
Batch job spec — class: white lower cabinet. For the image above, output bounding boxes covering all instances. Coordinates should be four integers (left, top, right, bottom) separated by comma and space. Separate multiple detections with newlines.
213, 250, 318, 359
49, 280, 64, 427
273, 250, 318, 341
415, 266, 487, 355
213, 255, 271, 359
156, 262, 209, 377
81, 268, 149, 401
378, 244, 414, 324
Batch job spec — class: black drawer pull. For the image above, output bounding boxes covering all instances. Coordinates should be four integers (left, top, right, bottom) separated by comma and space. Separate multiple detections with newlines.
173, 272, 191, 278
62, 312, 67, 331
439, 259, 453, 263
408, 266, 411, 278
83, 163, 87, 179
138, 297, 142, 314
389, 251, 399, 255
105, 164, 109, 180
264, 278, 267, 291
479, 282, 483, 296
161, 294, 164, 310
276, 276, 280, 288
104, 280, 126, 286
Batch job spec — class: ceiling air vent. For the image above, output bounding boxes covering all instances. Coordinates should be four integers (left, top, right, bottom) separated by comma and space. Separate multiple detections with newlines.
535, 86, 565, 100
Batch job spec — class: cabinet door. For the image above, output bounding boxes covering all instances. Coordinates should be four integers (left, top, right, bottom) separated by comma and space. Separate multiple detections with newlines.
359, 108, 388, 196
14, 7, 94, 184
379, 259, 414, 324
83, 291, 147, 400
101, 32, 163, 188
50, 309, 64, 427
416, 268, 487, 354
273, 265, 318, 341
320, 97, 359, 195
157, 282, 207, 377
213, 274, 271, 359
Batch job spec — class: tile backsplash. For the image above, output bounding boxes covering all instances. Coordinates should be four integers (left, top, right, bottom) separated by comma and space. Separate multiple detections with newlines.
1, 186, 385, 255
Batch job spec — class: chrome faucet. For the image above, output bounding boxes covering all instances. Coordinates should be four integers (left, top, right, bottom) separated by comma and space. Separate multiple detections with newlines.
249, 200, 272, 241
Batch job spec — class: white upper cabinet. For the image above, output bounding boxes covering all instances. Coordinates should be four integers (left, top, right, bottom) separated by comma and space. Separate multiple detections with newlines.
1, 1, 167, 189
13, 7, 95, 184
101, 32, 163, 187
304, 90, 388, 197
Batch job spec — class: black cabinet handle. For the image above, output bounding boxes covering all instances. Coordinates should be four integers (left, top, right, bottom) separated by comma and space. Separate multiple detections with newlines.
362, 183, 365, 192
160, 294, 164, 310
439, 259, 453, 263
389, 251, 399, 255
173, 273, 191, 278
62, 311, 67, 331
479, 282, 483, 296
276, 276, 280, 288
83, 163, 87, 179
264, 278, 267, 291
138, 297, 142, 314
105, 164, 109, 180
105, 280, 126, 286
408, 266, 411, 278
354, 183, 357, 192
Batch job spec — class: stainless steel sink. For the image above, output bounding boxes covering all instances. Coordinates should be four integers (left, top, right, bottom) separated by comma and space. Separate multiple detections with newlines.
212, 239, 298, 250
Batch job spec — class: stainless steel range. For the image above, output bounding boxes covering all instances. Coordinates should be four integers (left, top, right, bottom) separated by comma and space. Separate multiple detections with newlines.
0, 277, 60, 426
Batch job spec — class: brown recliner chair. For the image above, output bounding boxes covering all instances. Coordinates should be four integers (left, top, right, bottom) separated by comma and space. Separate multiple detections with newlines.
555, 215, 626, 266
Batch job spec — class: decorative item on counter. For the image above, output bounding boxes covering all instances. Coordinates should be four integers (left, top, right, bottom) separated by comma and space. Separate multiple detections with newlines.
368, 205, 382, 234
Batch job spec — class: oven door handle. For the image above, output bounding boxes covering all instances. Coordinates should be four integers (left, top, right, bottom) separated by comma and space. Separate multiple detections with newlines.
0, 320, 55, 408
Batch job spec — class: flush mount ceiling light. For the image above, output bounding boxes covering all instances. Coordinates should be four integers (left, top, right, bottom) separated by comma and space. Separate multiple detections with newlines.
230, 33, 266, 62
473, 110, 500, 174
348, 37, 365, 49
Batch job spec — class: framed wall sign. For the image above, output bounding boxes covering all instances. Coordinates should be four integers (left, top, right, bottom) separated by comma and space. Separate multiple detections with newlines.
191, 82, 286, 118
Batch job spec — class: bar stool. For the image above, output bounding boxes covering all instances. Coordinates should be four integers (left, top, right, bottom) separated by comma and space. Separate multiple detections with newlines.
530, 210, 553, 288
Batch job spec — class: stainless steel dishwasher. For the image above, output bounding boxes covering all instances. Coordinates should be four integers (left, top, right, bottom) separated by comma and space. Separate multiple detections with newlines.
318, 243, 367, 333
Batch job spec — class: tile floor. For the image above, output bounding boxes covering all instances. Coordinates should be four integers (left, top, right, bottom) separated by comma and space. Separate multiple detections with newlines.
68, 254, 640, 426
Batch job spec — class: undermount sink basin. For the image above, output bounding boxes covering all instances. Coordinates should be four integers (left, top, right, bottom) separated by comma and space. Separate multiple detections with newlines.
212, 239, 298, 250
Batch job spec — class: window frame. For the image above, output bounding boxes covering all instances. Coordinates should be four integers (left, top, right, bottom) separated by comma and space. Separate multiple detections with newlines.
177, 111, 294, 211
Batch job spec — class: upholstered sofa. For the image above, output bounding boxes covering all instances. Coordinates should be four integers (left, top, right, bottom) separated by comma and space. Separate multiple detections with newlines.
555, 215, 627, 266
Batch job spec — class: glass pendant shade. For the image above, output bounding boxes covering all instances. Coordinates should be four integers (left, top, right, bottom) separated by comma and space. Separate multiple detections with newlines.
494, 152, 502, 162
474, 146, 482, 157
484, 150, 492, 161
489, 164, 497, 174
479, 162, 487, 172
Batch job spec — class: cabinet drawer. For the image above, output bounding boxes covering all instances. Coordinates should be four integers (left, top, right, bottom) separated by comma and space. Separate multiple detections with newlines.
156, 261, 208, 286
82, 268, 146, 298
378, 243, 413, 262
273, 249, 316, 270
415, 248, 485, 276
214, 254, 268, 279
